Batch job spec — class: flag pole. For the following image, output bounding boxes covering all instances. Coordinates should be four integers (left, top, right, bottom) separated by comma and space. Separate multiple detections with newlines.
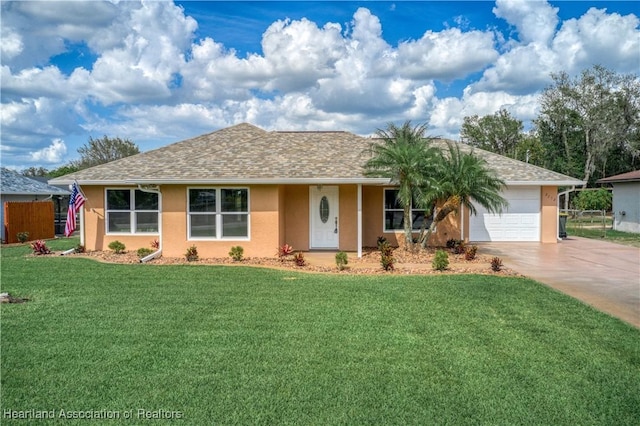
75, 180, 86, 247
79, 204, 85, 247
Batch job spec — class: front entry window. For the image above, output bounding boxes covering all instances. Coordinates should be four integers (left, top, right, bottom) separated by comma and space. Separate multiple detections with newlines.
319, 196, 330, 223
106, 189, 159, 234
188, 188, 249, 239
383, 189, 433, 232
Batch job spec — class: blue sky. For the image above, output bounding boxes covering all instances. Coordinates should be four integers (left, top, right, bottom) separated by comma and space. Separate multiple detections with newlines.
1, 1, 638, 170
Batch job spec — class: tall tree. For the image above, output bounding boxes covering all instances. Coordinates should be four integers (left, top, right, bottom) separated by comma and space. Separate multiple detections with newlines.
21, 166, 49, 177
460, 109, 524, 158
535, 65, 640, 185
364, 121, 440, 249
515, 133, 546, 165
419, 142, 508, 247
47, 165, 80, 178
72, 136, 140, 170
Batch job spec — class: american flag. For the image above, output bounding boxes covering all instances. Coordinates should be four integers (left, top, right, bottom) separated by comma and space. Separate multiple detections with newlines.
64, 182, 87, 237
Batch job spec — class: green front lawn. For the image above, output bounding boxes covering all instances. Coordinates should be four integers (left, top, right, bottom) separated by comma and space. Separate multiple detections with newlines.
567, 223, 640, 247
2, 239, 639, 424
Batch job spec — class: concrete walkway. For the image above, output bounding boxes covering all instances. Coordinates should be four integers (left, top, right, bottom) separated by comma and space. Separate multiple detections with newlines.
479, 238, 640, 328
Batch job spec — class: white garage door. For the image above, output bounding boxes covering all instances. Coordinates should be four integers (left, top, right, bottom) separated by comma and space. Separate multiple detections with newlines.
469, 186, 541, 242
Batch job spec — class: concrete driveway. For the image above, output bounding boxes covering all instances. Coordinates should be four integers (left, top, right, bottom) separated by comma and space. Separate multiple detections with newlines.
479, 237, 640, 328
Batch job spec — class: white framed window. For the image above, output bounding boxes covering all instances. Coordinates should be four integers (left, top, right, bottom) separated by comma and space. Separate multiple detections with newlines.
383, 188, 433, 232
106, 189, 159, 234
188, 188, 249, 240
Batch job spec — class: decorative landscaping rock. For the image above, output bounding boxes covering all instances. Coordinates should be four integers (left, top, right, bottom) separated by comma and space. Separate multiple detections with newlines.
0, 292, 28, 303
57, 247, 520, 276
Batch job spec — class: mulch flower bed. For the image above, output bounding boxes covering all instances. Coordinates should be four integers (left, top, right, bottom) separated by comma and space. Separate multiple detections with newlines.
58, 247, 519, 276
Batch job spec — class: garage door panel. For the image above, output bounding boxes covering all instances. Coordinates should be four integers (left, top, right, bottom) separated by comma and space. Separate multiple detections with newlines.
504, 215, 521, 225
505, 199, 539, 213
469, 186, 541, 242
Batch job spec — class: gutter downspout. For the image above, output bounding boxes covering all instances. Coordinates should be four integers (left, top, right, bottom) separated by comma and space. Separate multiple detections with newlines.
357, 184, 362, 258
137, 184, 162, 263
460, 203, 465, 241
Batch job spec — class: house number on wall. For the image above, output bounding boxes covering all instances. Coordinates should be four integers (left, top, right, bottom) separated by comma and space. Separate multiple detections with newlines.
319, 196, 330, 223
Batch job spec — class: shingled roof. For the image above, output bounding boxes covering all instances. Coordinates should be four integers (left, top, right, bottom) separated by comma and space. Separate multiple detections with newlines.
1, 168, 70, 195
50, 123, 583, 186
596, 170, 640, 183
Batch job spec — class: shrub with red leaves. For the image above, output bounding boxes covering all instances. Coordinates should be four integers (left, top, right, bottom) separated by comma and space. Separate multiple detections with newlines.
31, 240, 51, 255
278, 243, 294, 259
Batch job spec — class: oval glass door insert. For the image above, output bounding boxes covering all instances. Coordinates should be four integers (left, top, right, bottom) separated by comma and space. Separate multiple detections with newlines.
319, 196, 330, 223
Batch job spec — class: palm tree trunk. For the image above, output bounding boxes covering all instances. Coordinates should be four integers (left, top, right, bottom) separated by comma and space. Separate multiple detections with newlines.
420, 220, 438, 249
403, 204, 413, 250
420, 197, 460, 248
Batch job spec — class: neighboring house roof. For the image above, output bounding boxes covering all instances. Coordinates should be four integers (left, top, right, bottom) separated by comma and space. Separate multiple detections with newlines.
596, 170, 640, 184
1, 168, 70, 195
50, 123, 583, 186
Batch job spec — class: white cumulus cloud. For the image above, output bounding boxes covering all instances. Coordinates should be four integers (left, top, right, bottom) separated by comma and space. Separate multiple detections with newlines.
493, 0, 559, 45
1, 0, 638, 170
30, 139, 67, 163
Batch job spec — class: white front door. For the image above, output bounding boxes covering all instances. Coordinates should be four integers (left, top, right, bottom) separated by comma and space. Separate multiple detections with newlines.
310, 186, 339, 249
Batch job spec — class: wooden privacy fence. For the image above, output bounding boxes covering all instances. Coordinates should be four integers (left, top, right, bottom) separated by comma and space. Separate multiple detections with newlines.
4, 201, 55, 243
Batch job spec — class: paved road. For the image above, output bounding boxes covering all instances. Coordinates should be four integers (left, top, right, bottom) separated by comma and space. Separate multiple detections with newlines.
479, 237, 640, 328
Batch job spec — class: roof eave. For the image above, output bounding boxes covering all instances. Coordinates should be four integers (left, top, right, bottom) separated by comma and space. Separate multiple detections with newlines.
597, 179, 640, 184
1, 191, 69, 196
505, 180, 586, 187
50, 177, 392, 186
51, 178, 586, 187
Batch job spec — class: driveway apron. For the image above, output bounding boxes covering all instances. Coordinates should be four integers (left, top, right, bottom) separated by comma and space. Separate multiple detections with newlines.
479, 237, 640, 328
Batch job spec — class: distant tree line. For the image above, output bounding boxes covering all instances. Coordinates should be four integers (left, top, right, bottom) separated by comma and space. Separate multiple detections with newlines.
461, 65, 639, 186
22, 136, 140, 178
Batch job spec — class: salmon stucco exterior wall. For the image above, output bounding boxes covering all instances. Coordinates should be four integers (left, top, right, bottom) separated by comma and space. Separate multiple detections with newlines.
83, 185, 283, 258
339, 185, 358, 251
283, 185, 309, 251
540, 186, 558, 243
361, 186, 460, 248
79, 183, 561, 258
171, 184, 281, 258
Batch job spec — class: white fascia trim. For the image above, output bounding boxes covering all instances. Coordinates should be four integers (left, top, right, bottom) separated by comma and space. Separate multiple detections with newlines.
54, 178, 391, 186
505, 180, 586, 186
2, 191, 70, 195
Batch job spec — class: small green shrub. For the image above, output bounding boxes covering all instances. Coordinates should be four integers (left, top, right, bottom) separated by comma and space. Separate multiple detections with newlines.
137, 247, 154, 258
74, 244, 86, 254
464, 245, 478, 261
432, 249, 449, 271
229, 246, 244, 262
30, 240, 51, 255
108, 240, 126, 254
491, 257, 503, 272
16, 232, 29, 243
293, 251, 306, 267
377, 236, 388, 249
379, 241, 394, 271
185, 245, 199, 262
335, 251, 348, 271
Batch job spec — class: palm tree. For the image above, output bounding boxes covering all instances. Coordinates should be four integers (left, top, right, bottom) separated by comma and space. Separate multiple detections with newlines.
419, 141, 508, 247
364, 121, 440, 249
